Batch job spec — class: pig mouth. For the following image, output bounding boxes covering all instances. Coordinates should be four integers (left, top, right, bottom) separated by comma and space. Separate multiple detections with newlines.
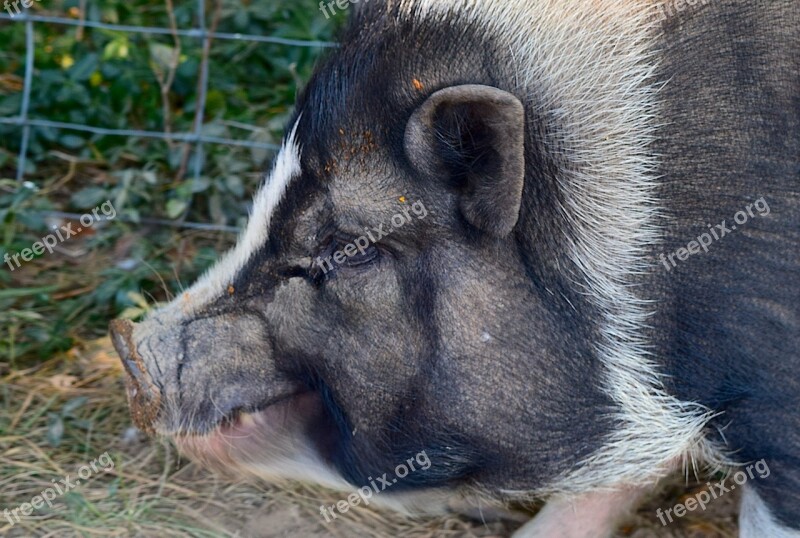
110, 319, 343, 482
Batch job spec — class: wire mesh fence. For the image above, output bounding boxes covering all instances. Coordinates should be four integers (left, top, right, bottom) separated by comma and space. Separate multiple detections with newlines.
0, 2, 336, 232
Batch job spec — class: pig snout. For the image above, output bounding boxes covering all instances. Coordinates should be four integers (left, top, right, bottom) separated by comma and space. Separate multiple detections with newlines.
110, 313, 304, 439
109, 318, 162, 434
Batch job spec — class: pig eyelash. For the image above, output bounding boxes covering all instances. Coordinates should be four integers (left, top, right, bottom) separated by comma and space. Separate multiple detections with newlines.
331, 234, 381, 268
276, 265, 309, 280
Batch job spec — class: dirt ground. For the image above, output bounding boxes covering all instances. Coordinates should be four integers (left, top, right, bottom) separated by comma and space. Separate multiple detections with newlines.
186, 471, 742, 538
0, 337, 741, 538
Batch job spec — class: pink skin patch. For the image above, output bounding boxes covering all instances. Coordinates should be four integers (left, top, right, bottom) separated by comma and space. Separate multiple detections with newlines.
173, 391, 324, 475
512, 487, 651, 538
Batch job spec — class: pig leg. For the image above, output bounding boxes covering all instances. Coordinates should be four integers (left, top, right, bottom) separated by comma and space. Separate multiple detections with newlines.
511, 487, 648, 538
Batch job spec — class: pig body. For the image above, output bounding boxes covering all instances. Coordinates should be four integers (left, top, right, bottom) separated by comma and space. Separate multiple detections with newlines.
111, 1, 800, 535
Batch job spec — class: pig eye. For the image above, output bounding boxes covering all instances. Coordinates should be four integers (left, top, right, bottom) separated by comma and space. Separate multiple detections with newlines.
309, 233, 381, 284
332, 234, 380, 269
342, 242, 379, 268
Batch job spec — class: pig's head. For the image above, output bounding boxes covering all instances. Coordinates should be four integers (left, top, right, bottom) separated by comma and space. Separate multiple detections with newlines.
111, 3, 700, 503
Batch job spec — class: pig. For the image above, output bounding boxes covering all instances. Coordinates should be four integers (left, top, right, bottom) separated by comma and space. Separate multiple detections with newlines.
110, 0, 800, 536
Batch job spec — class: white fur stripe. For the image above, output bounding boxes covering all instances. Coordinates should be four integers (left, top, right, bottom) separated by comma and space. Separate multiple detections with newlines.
740, 486, 800, 537
152, 118, 302, 319
398, 0, 720, 494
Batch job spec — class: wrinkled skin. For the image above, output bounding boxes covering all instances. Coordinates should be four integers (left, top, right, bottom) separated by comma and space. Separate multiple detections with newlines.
109, 107, 609, 493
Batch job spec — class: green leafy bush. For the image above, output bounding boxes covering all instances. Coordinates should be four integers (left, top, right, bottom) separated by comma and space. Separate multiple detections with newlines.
0, 0, 343, 363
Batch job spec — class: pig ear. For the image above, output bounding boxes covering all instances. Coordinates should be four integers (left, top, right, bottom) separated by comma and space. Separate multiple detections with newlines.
404, 84, 525, 237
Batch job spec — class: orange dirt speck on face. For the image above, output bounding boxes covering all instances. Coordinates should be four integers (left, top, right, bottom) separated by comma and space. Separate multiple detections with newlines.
412, 78, 424, 91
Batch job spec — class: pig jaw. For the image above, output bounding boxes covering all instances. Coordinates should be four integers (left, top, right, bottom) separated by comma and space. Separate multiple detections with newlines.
110, 313, 347, 488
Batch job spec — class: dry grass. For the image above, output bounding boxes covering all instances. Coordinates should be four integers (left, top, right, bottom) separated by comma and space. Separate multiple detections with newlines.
0, 338, 740, 537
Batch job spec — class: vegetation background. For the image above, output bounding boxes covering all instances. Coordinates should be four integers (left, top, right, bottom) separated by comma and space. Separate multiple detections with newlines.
1, 0, 337, 363
0, 1, 740, 536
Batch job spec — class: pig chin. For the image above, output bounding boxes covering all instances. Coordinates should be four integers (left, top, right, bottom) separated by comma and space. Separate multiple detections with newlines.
169, 391, 344, 487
